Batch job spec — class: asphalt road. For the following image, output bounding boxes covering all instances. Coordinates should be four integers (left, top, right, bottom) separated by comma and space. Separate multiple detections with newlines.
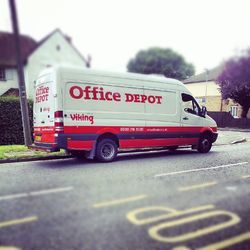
1, 143, 250, 250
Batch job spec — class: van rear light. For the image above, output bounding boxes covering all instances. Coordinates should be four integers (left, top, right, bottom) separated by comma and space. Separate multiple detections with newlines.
54, 111, 63, 119
54, 111, 64, 133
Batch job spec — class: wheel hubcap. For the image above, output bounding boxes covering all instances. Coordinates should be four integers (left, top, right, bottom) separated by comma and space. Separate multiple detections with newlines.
202, 139, 209, 150
101, 144, 114, 160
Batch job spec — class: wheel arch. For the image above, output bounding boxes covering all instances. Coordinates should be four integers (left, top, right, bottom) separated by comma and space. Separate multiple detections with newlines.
96, 133, 120, 148
200, 130, 213, 140
200, 127, 214, 140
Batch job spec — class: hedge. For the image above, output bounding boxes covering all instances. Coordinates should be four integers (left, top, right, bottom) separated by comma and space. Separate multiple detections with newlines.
0, 97, 33, 145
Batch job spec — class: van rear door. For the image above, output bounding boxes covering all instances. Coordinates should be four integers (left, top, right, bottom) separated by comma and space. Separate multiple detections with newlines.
33, 73, 56, 147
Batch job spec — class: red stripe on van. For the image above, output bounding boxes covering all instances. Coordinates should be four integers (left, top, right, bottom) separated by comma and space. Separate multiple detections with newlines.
120, 138, 198, 149
67, 140, 94, 150
34, 126, 55, 132
63, 126, 210, 134
35, 125, 216, 135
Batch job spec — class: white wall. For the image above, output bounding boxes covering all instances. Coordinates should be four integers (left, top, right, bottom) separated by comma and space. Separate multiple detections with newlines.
25, 30, 86, 98
0, 68, 18, 96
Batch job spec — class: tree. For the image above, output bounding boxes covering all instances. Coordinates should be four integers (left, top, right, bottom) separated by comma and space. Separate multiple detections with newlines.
127, 47, 195, 80
216, 50, 250, 118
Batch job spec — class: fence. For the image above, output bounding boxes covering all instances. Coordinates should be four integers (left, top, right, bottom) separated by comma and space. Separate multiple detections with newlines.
208, 112, 250, 128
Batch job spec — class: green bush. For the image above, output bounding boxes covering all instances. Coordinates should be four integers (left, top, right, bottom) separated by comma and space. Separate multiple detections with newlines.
0, 97, 33, 145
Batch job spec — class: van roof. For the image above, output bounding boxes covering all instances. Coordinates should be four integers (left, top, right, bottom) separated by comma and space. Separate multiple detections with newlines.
38, 65, 190, 92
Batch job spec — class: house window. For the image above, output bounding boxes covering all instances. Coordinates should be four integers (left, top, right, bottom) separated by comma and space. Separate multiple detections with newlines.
0, 68, 6, 81
230, 106, 239, 118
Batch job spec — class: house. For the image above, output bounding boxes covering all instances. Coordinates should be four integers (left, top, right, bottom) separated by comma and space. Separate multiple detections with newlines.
0, 29, 88, 98
183, 65, 250, 118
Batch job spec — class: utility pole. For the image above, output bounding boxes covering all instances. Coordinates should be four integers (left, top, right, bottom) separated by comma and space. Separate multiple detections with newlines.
204, 68, 209, 106
9, 0, 32, 146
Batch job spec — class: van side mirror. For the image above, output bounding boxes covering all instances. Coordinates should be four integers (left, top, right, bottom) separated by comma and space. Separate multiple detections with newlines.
201, 106, 207, 117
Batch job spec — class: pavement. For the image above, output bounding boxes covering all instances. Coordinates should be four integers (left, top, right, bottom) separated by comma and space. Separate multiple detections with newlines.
215, 128, 250, 146
0, 128, 250, 164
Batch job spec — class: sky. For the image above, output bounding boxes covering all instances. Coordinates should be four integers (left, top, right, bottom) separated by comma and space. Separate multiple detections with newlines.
1, 0, 250, 75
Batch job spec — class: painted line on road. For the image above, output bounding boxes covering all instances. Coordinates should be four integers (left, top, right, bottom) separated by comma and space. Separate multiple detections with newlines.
0, 186, 74, 202
0, 193, 27, 200
178, 182, 217, 192
93, 194, 147, 208
30, 186, 74, 196
154, 162, 249, 178
0, 216, 38, 228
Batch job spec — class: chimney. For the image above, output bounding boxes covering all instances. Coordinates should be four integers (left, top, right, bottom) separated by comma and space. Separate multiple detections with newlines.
65, 34, 72, 44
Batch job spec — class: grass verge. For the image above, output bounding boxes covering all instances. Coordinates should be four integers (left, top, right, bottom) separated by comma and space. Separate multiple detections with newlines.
0, 145, 65, 160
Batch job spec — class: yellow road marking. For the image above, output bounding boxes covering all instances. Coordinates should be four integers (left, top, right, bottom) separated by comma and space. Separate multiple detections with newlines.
197, 231, 250, 250
148, 210, 240, 243
93, 195, 147, 208
0, 247, 21, 250
242, 175, 250, 179
178, 182, 217, 192
0, 216, 38, 228
127, 205, 214, 225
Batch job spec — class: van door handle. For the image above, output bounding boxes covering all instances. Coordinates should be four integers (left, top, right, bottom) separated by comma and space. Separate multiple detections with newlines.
41, 121, 45, 124
183, 117, 189, 120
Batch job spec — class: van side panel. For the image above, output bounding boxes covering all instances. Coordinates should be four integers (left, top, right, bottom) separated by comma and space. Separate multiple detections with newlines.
59, 80, 201, 151
61, 81, 145, 150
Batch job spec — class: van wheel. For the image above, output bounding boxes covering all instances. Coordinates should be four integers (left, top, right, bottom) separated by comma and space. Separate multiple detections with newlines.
197, 134, 212, 153
96, 139, 118, 162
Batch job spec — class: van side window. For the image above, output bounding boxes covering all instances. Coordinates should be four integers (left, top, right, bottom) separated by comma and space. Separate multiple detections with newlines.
182, 93, 200, 116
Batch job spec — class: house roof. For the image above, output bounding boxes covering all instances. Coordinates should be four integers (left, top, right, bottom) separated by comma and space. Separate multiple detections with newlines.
0, 29, 87, 67
33, 28, 87, 65
0, 31, 37, 67
2, 88, 19, 97
183, 65, 225, 84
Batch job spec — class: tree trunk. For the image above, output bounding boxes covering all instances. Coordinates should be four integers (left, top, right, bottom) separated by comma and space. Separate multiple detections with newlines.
241, 105, 250, 118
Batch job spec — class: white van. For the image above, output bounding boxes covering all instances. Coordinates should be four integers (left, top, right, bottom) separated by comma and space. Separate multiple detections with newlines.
30, 66, 218, 162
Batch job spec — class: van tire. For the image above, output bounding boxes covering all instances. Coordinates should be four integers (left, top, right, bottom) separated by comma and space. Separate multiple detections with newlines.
96, 139, 118, 162
197, 134, 212, 153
